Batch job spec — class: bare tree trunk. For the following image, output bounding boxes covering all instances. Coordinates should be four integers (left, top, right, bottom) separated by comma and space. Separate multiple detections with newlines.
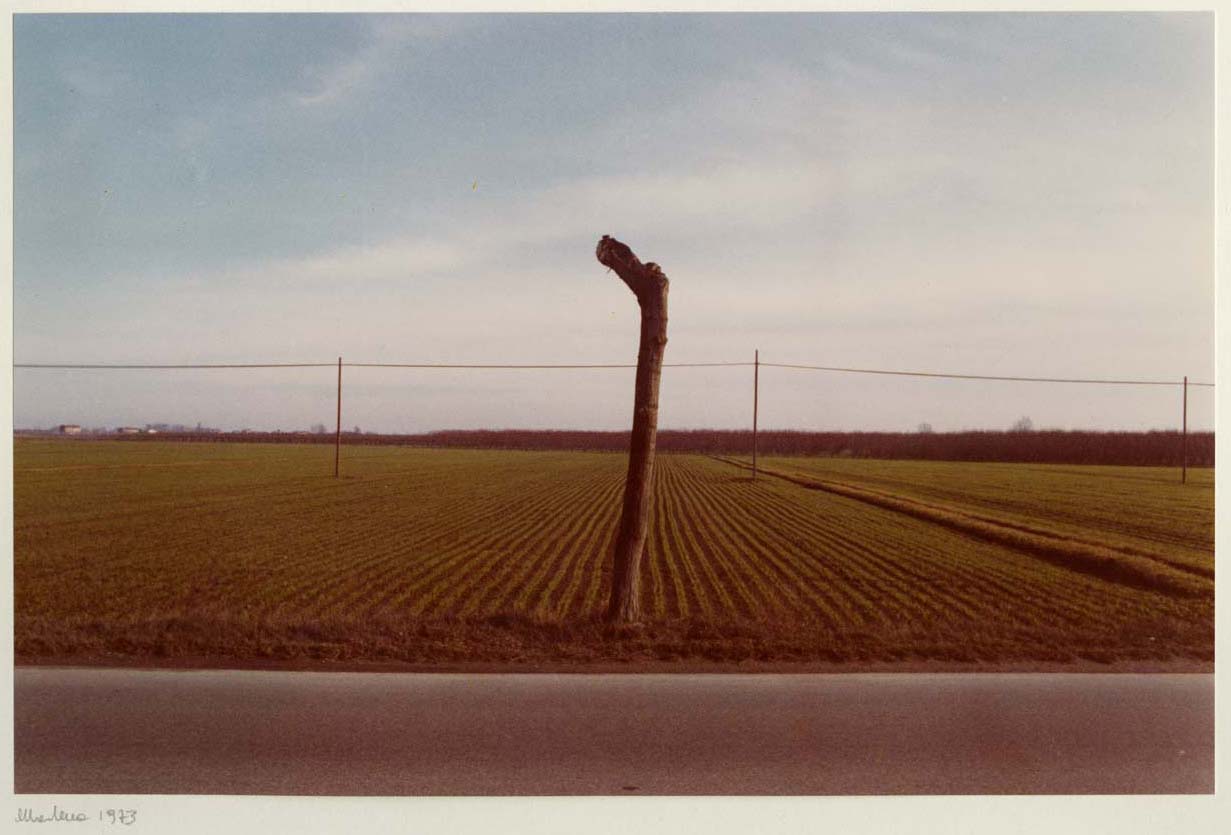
597, 235, 669, 624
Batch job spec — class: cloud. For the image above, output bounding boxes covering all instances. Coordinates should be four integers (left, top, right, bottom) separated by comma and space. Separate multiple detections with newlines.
292, 15, 474, 108
293, 22, 402, 107
452, 151, 938, 257
177, 154, 855, 296
184, 237, 470, 292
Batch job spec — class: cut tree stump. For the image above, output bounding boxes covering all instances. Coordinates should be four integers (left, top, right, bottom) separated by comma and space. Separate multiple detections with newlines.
597, 235, 669, 624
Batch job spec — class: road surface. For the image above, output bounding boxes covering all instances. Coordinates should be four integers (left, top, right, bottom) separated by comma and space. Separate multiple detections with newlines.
13, 668, 1212, 795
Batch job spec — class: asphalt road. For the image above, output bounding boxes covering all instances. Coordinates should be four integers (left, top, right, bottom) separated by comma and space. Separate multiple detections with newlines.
13, 668, 1213, 795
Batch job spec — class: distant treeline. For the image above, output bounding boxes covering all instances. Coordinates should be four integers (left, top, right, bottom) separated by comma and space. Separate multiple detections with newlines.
94, 428, 1214, 467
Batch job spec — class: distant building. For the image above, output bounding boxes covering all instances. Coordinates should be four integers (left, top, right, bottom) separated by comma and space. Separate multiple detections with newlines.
57, 424, 82, 435
116, 427, 141, 435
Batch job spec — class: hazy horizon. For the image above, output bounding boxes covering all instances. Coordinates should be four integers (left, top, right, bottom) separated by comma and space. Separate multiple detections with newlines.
14, 12, 1214, 433
15, 416, 1212, 436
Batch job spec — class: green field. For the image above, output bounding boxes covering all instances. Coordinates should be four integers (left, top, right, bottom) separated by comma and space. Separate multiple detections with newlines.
13, 439, 1214, 664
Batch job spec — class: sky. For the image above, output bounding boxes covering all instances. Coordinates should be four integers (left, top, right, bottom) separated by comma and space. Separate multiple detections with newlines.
12, 12, 1214, 433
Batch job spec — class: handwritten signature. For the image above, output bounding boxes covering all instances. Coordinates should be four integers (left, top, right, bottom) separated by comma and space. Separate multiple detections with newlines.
15, 806, 136, 825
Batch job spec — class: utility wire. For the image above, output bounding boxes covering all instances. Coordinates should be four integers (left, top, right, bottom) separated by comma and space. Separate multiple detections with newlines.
13, 360, 1212, 386
347, 361, 751, 369
13, 362, 335, 369
13, 361, 751, 370
761, 362, 1214, 388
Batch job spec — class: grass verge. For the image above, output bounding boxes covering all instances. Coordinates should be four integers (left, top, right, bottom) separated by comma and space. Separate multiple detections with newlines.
16, 610, 1213, 667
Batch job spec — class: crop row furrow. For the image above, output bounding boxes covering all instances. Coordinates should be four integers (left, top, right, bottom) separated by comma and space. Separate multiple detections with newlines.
651, 462, 710, 619
693, 462, 880, 621
459, 468, 620, 616
396, 472, 603, 617
837, 497, 1165, 622
728, 480, 948, 620
282, 470, 584, 616
754, 472, 1153, 626
553, 477, 624, 620
538, 474, 624, 617
736, 476, 1005, 623
680, 467, 815, 621
716, 481, 887, 626
322, 464, 603, 610
423, 468, 609, 617
517, 473, 625, 617
657, 458, 743, 619
679, 458, 778, 619
649, 468, 686, 619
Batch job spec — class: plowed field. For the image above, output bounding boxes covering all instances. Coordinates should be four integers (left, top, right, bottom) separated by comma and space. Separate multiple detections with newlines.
13, 440, 1214, 664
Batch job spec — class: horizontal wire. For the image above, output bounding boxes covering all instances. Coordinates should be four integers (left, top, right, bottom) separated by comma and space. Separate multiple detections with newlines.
347, 361, 751, 369
12, 360, 1212, 386
14, 363, 336, 369
13, 361, 751, 370
761, 362, 1214, 388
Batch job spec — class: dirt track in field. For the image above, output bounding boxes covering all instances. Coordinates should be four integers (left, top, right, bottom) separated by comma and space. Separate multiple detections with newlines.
714, 456, 1212, 597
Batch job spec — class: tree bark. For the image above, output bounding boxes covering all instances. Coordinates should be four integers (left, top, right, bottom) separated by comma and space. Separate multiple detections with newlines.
597, 235, 669, 624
